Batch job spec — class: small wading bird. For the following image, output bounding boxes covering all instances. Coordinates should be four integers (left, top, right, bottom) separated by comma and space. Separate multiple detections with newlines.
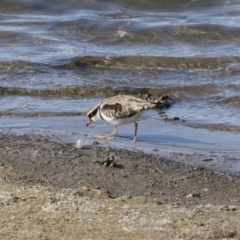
86, 95, 163, 142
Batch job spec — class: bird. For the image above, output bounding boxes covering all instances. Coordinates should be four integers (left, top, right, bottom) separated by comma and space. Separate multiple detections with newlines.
86, 95, 160, 142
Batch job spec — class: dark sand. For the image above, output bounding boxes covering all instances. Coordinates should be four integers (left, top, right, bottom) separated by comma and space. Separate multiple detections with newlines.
0, 133, 240, 239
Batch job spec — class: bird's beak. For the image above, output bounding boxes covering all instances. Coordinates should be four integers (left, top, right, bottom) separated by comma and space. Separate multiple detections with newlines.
86, 118, 92, 127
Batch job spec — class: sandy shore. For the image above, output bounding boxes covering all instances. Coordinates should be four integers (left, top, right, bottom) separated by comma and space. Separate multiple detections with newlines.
0, 133, 240, 239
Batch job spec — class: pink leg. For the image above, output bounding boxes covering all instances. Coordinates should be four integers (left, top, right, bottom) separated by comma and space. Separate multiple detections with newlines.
95, 126, 118, 140
132, 121, 138, 142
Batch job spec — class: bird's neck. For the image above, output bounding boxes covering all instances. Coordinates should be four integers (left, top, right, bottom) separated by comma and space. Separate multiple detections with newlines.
94, 106, 104, 121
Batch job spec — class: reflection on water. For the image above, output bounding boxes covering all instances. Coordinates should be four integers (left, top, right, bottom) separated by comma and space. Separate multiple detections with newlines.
1, 113, 240, 173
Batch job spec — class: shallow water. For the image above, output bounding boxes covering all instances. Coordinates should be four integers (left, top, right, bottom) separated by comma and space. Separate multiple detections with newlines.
0, 0, 240, 173
1, 109, 240, 173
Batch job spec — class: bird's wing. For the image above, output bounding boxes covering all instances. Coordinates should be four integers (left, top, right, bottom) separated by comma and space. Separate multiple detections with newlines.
100, 95, 154, 119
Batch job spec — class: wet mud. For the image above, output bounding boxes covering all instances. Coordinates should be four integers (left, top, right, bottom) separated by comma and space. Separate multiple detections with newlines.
1, 133, 240, 239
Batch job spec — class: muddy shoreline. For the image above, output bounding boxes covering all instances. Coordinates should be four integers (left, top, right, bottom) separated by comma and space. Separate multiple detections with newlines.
1, 132, 240, 239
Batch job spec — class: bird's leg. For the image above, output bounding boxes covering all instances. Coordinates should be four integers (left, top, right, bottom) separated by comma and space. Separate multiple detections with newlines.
95, 126, 118, 140
132, 121, 138, 142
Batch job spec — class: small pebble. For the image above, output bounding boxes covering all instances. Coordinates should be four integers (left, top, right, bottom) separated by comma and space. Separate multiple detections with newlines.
75, 139, 86, 149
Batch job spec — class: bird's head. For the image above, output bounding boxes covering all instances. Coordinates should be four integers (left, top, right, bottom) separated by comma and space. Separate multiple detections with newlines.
86, 103, 101, 126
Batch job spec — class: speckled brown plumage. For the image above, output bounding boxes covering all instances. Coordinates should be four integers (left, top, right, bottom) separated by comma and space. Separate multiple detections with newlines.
99, 95, 155, 119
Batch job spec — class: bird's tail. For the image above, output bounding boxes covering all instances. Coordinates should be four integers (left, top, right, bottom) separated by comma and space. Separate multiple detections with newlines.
149, 95, 172, 109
